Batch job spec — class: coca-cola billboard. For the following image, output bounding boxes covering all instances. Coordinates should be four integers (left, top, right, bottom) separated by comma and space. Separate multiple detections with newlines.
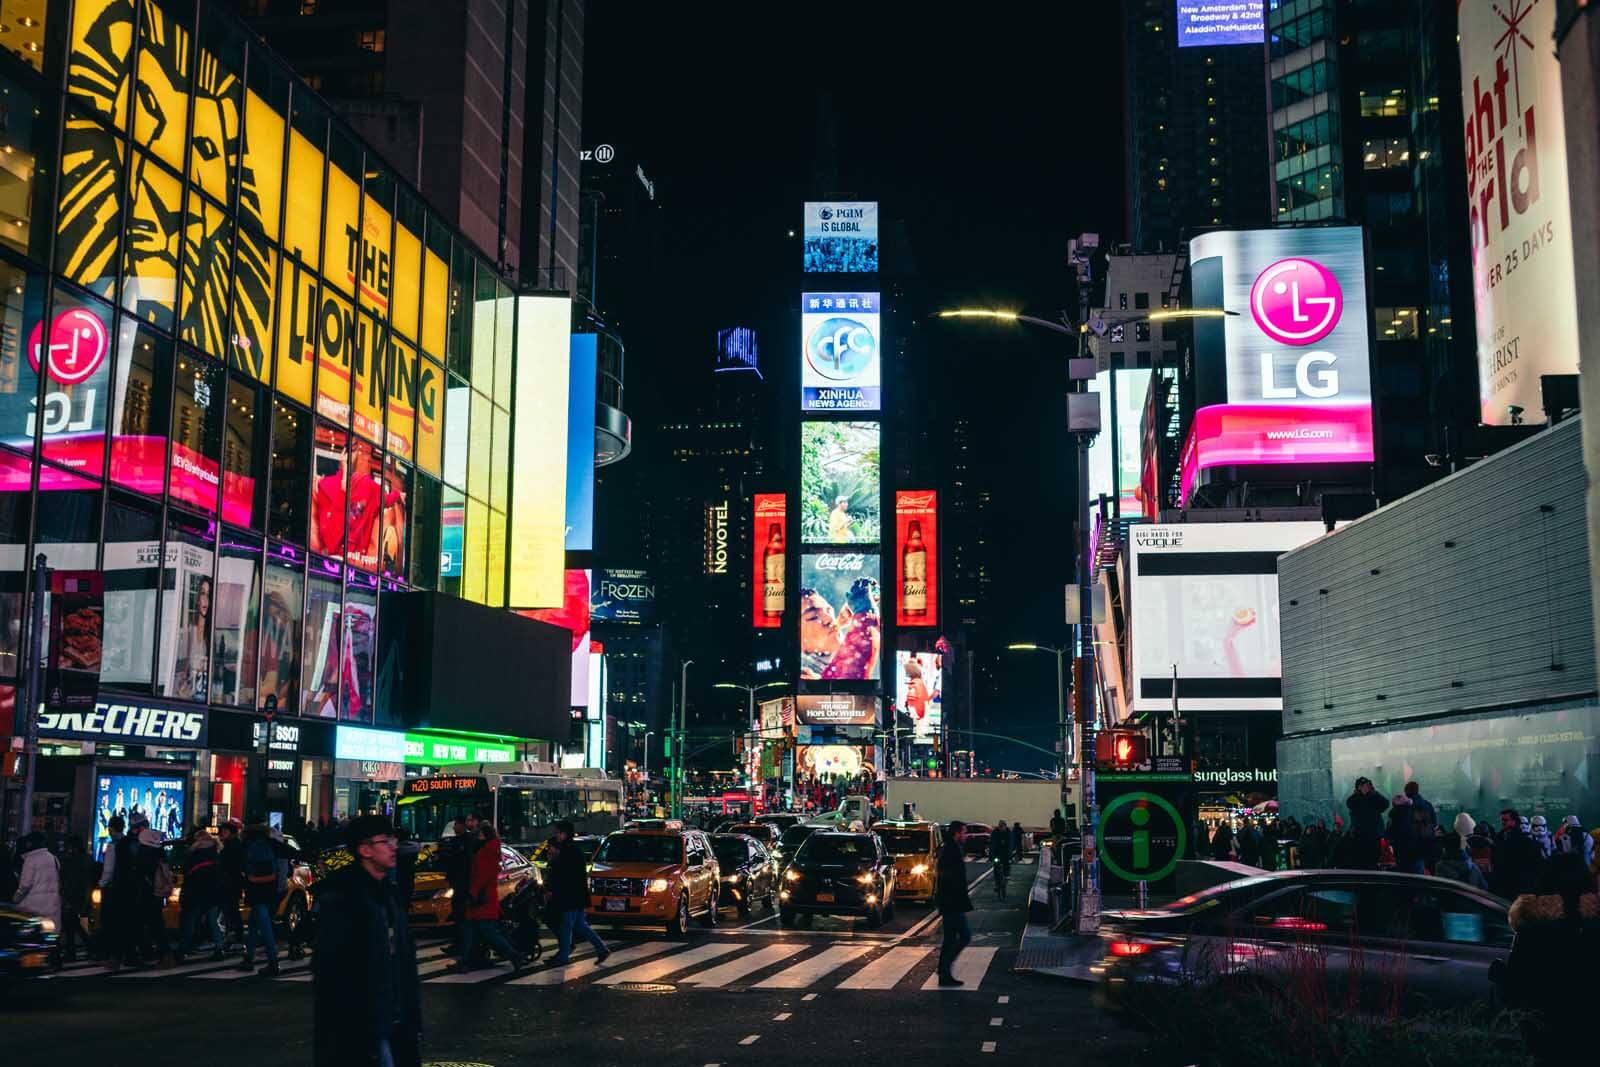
798, 550, 881, 681
753, 493, 786, 629
1459, 0, 1580, 425
894, 490, 937, 628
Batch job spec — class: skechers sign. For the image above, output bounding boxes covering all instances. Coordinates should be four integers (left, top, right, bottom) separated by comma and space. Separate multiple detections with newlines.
1184, 227, 1374, 502
801, 292, 881, 412
37, 701, 208, 746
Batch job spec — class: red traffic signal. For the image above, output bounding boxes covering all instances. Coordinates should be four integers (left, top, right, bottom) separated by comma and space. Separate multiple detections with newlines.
1095, 730, 1148, 768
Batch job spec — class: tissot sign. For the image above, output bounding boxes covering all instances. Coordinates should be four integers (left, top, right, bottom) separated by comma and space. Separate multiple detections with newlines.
1186, 227, 1374, 500
37, 700, 208, 746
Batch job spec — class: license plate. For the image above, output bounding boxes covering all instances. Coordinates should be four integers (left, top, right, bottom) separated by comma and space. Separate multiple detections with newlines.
604, 897, 627, 912
816, 892, 835, 903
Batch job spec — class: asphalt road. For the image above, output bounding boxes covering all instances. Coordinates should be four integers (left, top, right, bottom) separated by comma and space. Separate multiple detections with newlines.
6, 860, 1158, 1065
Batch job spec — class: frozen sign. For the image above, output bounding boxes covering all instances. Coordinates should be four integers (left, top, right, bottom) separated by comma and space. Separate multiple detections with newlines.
801, 292, 881, 412
1176, 1, 1264, 48
803, 201, 879, 273
1459, 0, 1580, 425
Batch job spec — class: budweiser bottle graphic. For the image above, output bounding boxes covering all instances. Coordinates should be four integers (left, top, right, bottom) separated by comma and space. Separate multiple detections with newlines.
902, 519, 927, 617
762, 522, 785, 619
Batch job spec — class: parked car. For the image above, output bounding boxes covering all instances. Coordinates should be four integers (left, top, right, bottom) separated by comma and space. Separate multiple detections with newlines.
872, 820, 943, 903
961, 823, 994, 858
779, 831, 897, 928
710, 833, 778, 915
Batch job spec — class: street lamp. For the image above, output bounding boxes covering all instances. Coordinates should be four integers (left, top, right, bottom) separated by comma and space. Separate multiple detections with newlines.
1007, 643, 1069, 791
673, 660, 693, 820
715, 680, 788, 794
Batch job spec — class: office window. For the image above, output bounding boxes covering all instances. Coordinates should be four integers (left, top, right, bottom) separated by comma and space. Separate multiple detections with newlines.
1135, 293, 1150, 310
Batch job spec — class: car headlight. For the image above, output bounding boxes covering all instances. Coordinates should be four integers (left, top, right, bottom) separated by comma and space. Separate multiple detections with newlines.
168, 887, 181, 905
91, 887, 102, 906
723, 872, 742, 883
911, 863, 929, 876
647, 878, 671, 893
433, 887, 454, 900
784, 868, 801, 882
856, 872, 875, 885
39, 917, 56, 933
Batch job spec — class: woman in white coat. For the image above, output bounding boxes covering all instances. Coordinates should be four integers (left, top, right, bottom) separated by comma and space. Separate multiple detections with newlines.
13, 834, 62, 928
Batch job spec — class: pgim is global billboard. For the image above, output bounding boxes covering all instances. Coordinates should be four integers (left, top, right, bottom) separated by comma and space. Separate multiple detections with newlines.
801, 293, 881, 412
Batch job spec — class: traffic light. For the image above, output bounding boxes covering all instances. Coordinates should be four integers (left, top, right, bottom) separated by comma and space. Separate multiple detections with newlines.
1095, 730, 1148, 770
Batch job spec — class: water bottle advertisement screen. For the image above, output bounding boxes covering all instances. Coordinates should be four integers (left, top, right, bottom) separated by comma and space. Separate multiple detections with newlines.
1175, 2, 1265, 47
94, 773, 186, 859
894, 490, 938, 628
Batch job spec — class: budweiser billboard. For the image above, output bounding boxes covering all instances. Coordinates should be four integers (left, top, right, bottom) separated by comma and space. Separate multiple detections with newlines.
753, 493, 786, 628
894, 490, 937, 627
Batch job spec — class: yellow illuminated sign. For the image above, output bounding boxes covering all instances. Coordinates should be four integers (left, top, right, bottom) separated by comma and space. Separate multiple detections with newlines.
508, 294, 571, 608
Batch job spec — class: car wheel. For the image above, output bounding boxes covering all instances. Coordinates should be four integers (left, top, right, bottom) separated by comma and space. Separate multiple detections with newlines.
779, 907, 796, 927
865, 903, 883, 929
764, 888, 777, 914
286, 894, 308, 941
884, 895, 896, 921
668, 895, 691, 940
737, 893, 752, 917
699, 893, 719, 928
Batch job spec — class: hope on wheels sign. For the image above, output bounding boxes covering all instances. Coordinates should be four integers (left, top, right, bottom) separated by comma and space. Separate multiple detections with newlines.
1093, 791, 1188, 888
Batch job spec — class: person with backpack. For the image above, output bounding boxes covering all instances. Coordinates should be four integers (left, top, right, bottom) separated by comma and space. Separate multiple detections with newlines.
452, 823, 529, 973
125, 813, 171, 967
238, 821, 284, 975
177, 826, 225, 962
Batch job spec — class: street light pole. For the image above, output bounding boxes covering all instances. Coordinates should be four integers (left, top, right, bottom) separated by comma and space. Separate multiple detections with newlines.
674, 660, 693, 820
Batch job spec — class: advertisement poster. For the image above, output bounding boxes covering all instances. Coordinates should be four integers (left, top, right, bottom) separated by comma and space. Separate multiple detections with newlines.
795, 693, 877, 727
797, 744, 868, 781
1186, 227, 1374, 497
1176, 1, 1264, 47
380, 454, 409, 581
8, 300, 112, 476
509, 293, 571, 609
521, 569, 593, 708
1331, 706, 1600, 830
715, 326, 759, 374
759, 696, 794, 740
591, 568, 655, 624
799, 551, 881, 681
803, 202, 878, 273
1087, 369, 1153, 525
1459, 0, 1580, 425
894, 490, 937, 627
801, 293, 880, 412
94, 773, 186, 859
565, 333, 597, 551
46, 570, 103, 711
1129, 522, 1326, 712
895, 651, 943, 744
753, 494, 786, 628
309, 424, 386, 570
800, 422, 880, 543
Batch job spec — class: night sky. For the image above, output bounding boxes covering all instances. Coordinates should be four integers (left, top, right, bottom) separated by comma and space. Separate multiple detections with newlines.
585, 5, 1128, 774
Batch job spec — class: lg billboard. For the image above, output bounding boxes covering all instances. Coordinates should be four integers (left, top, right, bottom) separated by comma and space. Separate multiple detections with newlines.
801, 293, 881, 412
1186, 227, 1374, 501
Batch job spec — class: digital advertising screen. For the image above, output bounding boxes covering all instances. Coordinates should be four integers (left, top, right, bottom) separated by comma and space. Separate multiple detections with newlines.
590, 568, 655, 624
1129, 522, 1326, 713
894, 490, 937, 627
801, 292, 881, 412
1186, 227, 1374, 500
1086, 369, 1153, 525
796, 744, 868, 780
520, 569, 592, 708
795, 693, 878, 727
565, 333, 597, 551
759, 696, 794, 740
509, 293, 571, 608
895, 651, 943, 744
798, 550, 881, 682
753, 493, 786, 629
1176, 2, 1265, 47
803, 201, 879, 273
715, 326, 759, 375
800, 421, 880, 544
94, 772, 186, 859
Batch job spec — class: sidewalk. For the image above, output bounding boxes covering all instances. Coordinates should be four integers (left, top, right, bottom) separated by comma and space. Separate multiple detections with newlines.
1012, 855, 1178, 983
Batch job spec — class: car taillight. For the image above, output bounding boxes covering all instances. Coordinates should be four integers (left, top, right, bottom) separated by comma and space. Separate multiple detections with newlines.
1108, 940, 1153, 957
1260, 916, 1328, 932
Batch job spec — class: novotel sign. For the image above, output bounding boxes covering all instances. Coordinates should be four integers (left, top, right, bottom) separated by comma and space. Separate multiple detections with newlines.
37, 701, 208, 746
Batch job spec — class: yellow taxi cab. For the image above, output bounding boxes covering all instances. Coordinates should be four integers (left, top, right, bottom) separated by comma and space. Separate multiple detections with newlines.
871, 820, 943, 903
402, 839, 540, 926
586, 821, 721, 939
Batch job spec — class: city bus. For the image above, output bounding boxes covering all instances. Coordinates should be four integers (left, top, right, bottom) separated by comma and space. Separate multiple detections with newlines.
396, 768, 626, 850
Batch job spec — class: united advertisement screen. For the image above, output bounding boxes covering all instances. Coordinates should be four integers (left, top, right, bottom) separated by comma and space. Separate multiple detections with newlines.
1176, 2, 1265, 47
753, 493, 786, 628
800, 421, 880, 544
795, 693, 878, 727
895, 651, 943, 744
803, 201, 879, 273
801, 293, 881, 411
94, 773, 186, 859
1129, 522, 1326, 712
894, 490, 937, 627
799, 550, 881, 681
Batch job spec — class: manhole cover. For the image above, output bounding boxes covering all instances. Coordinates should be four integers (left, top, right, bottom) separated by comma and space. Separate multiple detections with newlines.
609, 981, 678, 994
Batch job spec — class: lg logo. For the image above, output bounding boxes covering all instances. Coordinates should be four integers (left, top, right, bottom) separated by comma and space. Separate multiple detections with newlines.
1250, 257, 1345, 400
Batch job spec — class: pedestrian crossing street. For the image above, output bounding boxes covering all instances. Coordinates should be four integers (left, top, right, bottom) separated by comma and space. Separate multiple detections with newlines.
51, 936, 1003, 994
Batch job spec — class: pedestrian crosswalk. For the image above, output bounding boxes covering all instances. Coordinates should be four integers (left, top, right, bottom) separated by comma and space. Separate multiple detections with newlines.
50, 936, 1004, 993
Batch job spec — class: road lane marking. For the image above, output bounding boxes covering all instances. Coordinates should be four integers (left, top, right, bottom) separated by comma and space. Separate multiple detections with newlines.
896, 868, 993, 942
739, 1035, 761, 1046
753, 944, 873, 989
416, 957, 458, 977
508, 941, 673, 986
921, 946, 998, 990
997, 995, 1009, 1004
773, 1012, 791, 1021
982, 1041, 997, 1053
679, 944, 807, 988
990, 1017, 1003, 1027
836, 945, 933, 989
428, 961, 518, 984
802, 993, 818, 1001
114, 959, 243, 978
594, 942, 741, 986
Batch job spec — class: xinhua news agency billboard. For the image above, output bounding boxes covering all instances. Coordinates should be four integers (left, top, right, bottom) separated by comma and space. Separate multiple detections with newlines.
1185, 227, 1374, 501
801, 293, 881, 412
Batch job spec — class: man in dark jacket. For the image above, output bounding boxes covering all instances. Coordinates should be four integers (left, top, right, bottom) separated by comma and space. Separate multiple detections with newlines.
1491, 808, 1543, 899
313, 815, 421, 1067
177, 827, 225, 961
217, 820, 245, 949
935, 821, 973, 986
57, 835, 91, 963
1344, 777, 1389, 869
547, 821, 608, 965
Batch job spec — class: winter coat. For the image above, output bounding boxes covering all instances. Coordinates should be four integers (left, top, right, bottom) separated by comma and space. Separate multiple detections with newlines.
243, 831, 287, 907
182, 835, 222, 913
13, 847, 62, 926
990, 831, 1012, 866
1386, 805, 1415, 869
312, 864, 421, 1067
466, 840, 502, 921
935, 838, 972, 915
1500, 888, 1600, 1061
1491, 828, 1543, 899
1435, 847, 1490, 891
1345, 790, 1389, 840
546, 839, 590, 913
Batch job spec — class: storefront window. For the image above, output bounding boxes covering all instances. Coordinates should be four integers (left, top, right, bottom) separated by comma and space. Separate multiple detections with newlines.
470, 264, 496, 391
259, 541, 303, 714
242, 45, 289, 246
102, 492, 161, 691
34, 469, 100, 570
282, 90, 326, 273
467, 389, 491, 503
273, 258, 314, 405
493, 278, 513, 409
445, 242, 471, 377
222, 375, 266, 529
159, 510, 215, 702
132, 0, 192, 177
0, 71, 60, 264
315, 287, 354, 427
345, 436, 381, 573
409, 472, 440, 591
122, 149, 182, 331
33, 287, 114, 480
421, 217, 448, 360
415, 355, 442, 476
0, 448, 30, 682
192, 5, 245, 207
352, 311, 383, 444
341, 570, 376, 722
109, 323, 172, 500
170, 349, 225, 516
301, 555, 341, 718
0, 260, 47, 460
380, 455, 409, 582
442, 374, 467, 490
384, 337, 416, 462
267, 398, 309, 544
228, 238, 275, 384
392, 189, 423, 344
210, 532, 261, 709
308, 419, 346, 559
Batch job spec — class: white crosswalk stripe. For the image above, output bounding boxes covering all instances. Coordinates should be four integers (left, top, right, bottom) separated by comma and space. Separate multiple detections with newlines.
835, 945, 933, 989
678, 944, 807, 988
508, 940, 672, 986
753, 944, 873, 989
594, 942, 742, 985
920, 946, 998, 990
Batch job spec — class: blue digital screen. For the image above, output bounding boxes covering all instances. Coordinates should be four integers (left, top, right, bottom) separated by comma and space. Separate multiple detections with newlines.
804, 202, 879, 273
1176, 1, 1265, 47
565, 334, 597, 552
94, 773, 186, 859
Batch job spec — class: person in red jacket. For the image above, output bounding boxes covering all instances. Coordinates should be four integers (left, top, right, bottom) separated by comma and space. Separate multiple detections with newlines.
452, 823, 529, 973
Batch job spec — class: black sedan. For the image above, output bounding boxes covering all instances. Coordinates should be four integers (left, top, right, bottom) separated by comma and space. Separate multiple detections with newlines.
771, 823, 822, 871
0, 904, 60, 979
710, 833, 778, 916
1094, 870, 1511, 1012
755, 813, 805, 834
779, 831, 897, 928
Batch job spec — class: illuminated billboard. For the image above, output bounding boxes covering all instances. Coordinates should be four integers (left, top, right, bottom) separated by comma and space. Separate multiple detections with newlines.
1186, 227, 1374, 496
798, 550, 881, 681
759, 696, 795, 740
803, 201, 879, 273
800, 421, 880, 544
895, 651, 943, 744
795, 694, 877, 727
1459, 0, 1580, 425
801, 293, 881, 411
520, 569, 592, 708
565, 334, 597, 551
894, 490, 937, 627
1129, 522, 1326, 713
590, 568, 655, 624
753, 494, 786, 629
1176, 2, 1264, 47
703, 500, 732, 575
509, 294, 572, 608
1086, 369, 1153, 521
